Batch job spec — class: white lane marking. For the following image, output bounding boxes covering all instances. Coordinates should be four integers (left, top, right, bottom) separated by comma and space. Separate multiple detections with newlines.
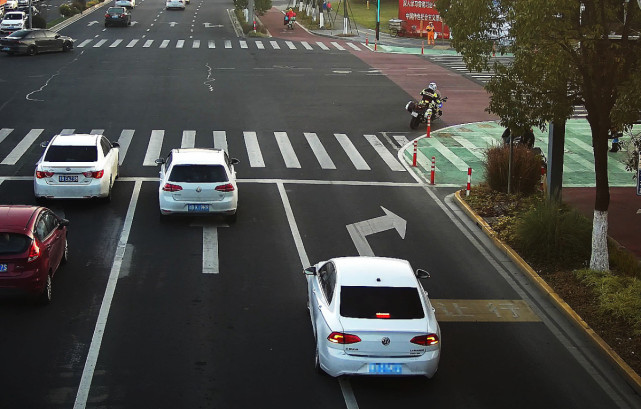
143, 130, 164, 166
208, 40, 215, 48
117, 129, 134, 165
274, 132, 301, 168
126, 39, 139, 47
60, 128, 75, 136
213, 131, 228, 152
78, 39, 92, 47
255, 41, 264, 49
243, 131, 265, 167
109, 39, 122, 48
224, 40, 231, 48
316, 41, 329, 50
285, 41, 296, 49
364, 134, 405, 171
335, 133, 370, 170
330, 41, 345, 50
143, 40, 154, 47
93, 39, 107, 48
90, 129, 104, 135
160, 40, 170, 48
270, 40, 280, 49
240, 40, 247, 48
301, 41, 313, 50
304, 132, 336, 169
73, 180, 141, 409
276, 183, 358, 409
192, 40, 200, 48
181, 130, 196, 148
1, 129, 43, 165
451, 135, 486, 160
176, 39, 185, 48
0, 128, 13, 145
202, 226, 219, 274
424, 137, 470, 171
346, 42, 361, 51
393, 135, 410, 146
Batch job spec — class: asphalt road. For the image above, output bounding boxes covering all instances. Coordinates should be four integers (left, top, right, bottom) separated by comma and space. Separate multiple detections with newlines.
0, 0, 640, 408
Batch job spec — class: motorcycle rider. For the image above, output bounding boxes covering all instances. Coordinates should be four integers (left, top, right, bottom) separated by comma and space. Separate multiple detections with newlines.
418, 82, 442, 115
285, 8, 296, 28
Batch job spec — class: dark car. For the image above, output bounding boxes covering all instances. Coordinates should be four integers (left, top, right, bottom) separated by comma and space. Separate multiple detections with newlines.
105, 7, 131, 27
0, 29, 73, 56
0, 205, 68, 304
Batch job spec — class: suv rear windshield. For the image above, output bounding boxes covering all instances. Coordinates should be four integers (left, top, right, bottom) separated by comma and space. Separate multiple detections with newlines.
169, 165, 228, 183
340, 286, 425, 319
44, 146, 98, 162
0, 233, 30, 255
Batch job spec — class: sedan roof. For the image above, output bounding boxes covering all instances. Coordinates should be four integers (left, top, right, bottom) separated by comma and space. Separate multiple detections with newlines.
51, 134, 100, 146
170, 148, 227, 165
0, 205, 38, 230
333, 257, 418, 287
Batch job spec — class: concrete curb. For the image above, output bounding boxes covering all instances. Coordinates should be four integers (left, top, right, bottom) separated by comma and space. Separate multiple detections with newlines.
453, 190, 641, 396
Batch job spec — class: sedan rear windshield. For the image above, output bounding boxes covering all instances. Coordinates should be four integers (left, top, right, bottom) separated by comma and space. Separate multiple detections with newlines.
4, 14, 24, 20
44, 146, 98, 162
340, 286, 425, 319
0, 233, 30, 255
169, 165, 228, 183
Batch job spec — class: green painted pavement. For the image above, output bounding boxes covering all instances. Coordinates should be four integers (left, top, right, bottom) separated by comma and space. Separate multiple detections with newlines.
402, 120, 641, 188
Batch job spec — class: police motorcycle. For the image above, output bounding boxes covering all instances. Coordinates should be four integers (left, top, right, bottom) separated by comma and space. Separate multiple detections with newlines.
405, 83, 447, 130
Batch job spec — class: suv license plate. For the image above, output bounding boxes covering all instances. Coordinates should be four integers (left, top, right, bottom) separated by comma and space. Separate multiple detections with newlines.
0, 264, 7, 272
188, 204, 209, 212
368, 363, 402, 374
59, 175, 78, 182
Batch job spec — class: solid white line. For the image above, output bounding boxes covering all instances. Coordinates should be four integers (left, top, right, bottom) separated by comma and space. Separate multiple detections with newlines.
1, 129, 43, 165
274, 132, 301, 168
143, 130, 164, 166
338, 377, 360, 409
276, 181, 309, 268
304, 132, 336, 169
364, 134, 405, 171
181, 130, 196, 148
243, 131, 265, 167
117, 130, 135, 165
213, 131, 227, 152
73, 180, 142, 409
202, 226, 219, 274
335, 133, 370, 170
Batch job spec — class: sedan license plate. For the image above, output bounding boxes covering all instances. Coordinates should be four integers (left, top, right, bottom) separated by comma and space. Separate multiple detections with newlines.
0, 263, 7, 272
188, 204, 209, 212
2, 47, 9, 51
59, 175, 78, 182
112, 15, 119, 18
411, 111, 419, 117
368, 363, 402, 374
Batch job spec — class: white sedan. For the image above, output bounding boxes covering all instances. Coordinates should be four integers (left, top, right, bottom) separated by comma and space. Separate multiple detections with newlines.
156, 148, 239, 221
34, 134, 119, 201
165, 0, 185, 9
305, 256, 441, 378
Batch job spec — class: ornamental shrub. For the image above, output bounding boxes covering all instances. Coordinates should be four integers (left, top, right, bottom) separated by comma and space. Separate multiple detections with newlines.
484, 145, 542, 195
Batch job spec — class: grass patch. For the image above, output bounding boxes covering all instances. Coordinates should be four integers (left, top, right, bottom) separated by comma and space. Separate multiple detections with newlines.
47, 17, 66, 28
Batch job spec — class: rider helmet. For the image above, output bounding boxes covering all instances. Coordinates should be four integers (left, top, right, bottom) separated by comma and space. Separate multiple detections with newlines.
428, 82, 437, 93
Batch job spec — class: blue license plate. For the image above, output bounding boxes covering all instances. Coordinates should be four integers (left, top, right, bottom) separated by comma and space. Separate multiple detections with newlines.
0, 264, 7, 272
188, 204, 209, 212
368, 363, 402, 374
2, 47, 10, 51
59, 175, 78, 182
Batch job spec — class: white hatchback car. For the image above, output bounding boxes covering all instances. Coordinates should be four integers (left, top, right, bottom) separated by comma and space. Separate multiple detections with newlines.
305, 256, 441, 378
165, 0, 185, 9
115, 0, 135, 8
156, 148, 239, 221
34, 134, 120, 201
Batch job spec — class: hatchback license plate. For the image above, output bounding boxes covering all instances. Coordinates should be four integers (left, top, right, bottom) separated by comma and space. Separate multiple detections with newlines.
59, 175, 78, 182
188, 204, 209, 212
0, 264, 7, 272
368, 363, 402, 374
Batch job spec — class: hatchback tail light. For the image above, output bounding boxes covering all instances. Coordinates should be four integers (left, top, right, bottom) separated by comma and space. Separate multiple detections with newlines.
162, 183, 183, 192
27, 240, 40, 262
82, 170, 104, 179
36, 171, 54, 178
215, 183, 235, 192
410, 334, 439, 346
327, 332, 361, 344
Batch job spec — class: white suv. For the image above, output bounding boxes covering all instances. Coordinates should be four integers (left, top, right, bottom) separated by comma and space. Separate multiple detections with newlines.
156, 149, 239, 221
0, 11, 27, 34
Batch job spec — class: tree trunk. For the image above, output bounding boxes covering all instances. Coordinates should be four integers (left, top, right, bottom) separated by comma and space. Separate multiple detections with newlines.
590, 210, 609, 270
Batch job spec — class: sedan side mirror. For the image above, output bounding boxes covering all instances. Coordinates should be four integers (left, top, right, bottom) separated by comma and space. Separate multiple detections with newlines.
155, 158, 165, 165
40, 141, 49, 148
415, 269, 430, 279
230, 158, 240, 165
304, 266, 316, 276
112, 141, 120, 148
59, 218, 69, 227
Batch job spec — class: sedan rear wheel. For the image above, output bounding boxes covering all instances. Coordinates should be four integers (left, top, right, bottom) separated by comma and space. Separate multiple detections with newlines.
62, 42, 71, 52
27, 45, 37, 56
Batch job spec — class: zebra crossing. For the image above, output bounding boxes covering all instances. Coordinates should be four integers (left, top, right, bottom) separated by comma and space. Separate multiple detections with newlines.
0, 128, 408, 173
427, 54, 588, 118
75, 38, 367, 52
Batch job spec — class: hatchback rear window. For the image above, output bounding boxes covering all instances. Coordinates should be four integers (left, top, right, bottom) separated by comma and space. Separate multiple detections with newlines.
44, 146, 98, 162
169, 165, 228, 183
0, 233, 30, 255
340, 286, 425, 319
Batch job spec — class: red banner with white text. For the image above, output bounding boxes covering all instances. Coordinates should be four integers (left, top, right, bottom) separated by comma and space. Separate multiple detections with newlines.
398, 0, 450, 39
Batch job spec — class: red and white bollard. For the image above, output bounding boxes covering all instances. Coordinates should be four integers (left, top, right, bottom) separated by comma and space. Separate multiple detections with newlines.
412, 139, 418, 167
253, 20, 257, 32
466, 167, 472, 196
366, 34, 369, 46
426, 113, 431, 138
374, 40, 377, 51
430, 156, 435, 185
421, 40, 424, 55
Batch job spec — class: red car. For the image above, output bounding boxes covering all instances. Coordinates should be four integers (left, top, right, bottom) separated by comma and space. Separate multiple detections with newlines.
0, 205, 68, 304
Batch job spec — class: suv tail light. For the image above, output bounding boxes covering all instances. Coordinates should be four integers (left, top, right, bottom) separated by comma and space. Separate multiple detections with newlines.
410, 334, 439, 346
327, 332, 361, 344
27, 240, 40, 262
162, 183, 182, 192
215, 183, 235, 192
82, 170, 104, 179
36, 171, 54, 178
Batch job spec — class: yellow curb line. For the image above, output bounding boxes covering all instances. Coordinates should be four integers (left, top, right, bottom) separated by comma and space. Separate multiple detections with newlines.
454, 190, 641, 396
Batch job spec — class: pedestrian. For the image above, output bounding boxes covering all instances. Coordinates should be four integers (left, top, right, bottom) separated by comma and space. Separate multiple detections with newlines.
326, 1, 331, 13
426, 21, 435, 45
609, 127, 623, 152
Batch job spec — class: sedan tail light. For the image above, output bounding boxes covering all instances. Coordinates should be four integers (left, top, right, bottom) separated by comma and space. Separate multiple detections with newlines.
410, 334, 439, 346
82, 170, 104, 179
27, 240, 40, 262
327, 332, 361, 344
215, 183, 235, 192
162, 183, 183, 192
35, 171, 54, 178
